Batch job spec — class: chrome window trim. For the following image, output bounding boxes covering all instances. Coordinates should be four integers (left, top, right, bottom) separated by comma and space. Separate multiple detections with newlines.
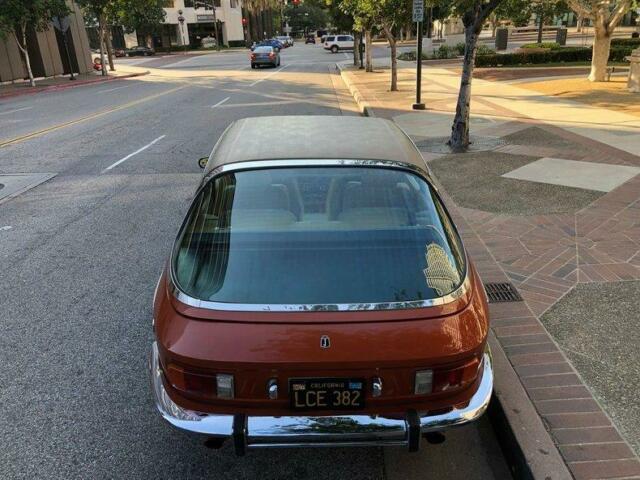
170, 159, 469, 313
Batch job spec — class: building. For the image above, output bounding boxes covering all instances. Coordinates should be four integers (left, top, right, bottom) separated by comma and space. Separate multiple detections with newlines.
0, 1, 92, 83
137, 0, 246, 50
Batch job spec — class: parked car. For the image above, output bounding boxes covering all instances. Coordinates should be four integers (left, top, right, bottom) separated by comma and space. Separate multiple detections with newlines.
125, 46, 155, 57
305, 35, 316, 45
150, 115, 493, 455
276, 36, 293, 47
114, 48, 126, 58
250, 46, 280, 68
251, 39, 284, 52
324, 34, 355, 53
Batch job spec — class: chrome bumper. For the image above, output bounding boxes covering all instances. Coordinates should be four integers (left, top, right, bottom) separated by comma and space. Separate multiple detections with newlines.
150, 342, 493, 454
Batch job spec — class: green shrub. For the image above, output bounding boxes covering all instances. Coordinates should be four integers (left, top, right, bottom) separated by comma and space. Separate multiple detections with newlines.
436, 44, 458, 59
454, 42, 466, 55
398, 51, 417, 61
475, 45, 633, 67
609, 46, 634, 61
476, 44, 496, 55
228, 40, 247, 48
611, 38, 640, 47
521, 42, 561, 50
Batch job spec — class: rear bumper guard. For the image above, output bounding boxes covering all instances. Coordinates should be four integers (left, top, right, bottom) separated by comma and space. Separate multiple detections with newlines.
150, 342, 493, 455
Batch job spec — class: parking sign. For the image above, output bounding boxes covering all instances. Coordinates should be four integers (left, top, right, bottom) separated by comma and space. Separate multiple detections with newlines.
413, 0, 424, 22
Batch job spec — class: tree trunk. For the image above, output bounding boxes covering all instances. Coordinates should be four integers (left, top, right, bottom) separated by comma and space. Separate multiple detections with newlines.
490, 14, 498, 38
589, 22, 612, 82
383, 25, 398, 91
353, 31, 359, 66
449, 26, 479, 152
537, 8, 544, 44
106, 28, 115, 72
365, 29, 373, 72
576, 14, 583, 33
14, 28, 36, 87
98, 15, 107, 76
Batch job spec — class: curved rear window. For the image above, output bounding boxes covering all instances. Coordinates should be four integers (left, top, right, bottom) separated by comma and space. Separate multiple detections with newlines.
173, 167, 465, 306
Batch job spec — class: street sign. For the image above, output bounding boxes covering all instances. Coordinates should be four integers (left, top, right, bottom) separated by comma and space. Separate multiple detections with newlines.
197, 14, 215, 22
412, 0, 424, 22
51, 16, 70, 33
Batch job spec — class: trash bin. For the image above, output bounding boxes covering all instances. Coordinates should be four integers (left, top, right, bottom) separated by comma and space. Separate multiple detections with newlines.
556, 28, 568, 46
495, 28, 508, 51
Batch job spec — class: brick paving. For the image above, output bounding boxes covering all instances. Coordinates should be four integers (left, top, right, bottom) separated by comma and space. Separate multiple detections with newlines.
341, 63, 640, 478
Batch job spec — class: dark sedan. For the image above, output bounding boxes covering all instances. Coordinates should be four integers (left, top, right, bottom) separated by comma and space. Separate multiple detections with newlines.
250, 46, 280, 68
251, 39, 284, 52
125, 46, 155, 57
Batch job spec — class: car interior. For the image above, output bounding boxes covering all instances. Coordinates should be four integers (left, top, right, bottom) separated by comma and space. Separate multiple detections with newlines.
174, 168, 465, 304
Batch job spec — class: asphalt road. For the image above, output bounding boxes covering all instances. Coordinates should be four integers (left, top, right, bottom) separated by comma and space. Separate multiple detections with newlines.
0, 44, 511, 480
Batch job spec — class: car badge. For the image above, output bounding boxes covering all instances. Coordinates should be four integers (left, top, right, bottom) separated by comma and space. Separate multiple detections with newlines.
320, 335, 331, 349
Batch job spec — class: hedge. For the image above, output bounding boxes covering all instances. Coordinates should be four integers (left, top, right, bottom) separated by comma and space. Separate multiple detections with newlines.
228, 40, 248, 48
521, 42, 561, 50
611, 38, 640, 48
475, 46, 634, 67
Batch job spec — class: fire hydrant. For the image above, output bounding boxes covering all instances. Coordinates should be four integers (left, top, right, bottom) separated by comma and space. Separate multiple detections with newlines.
627, 47, 640, 93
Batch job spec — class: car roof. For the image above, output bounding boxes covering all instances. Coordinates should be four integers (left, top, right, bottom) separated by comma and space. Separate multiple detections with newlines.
206, 116, 429, 175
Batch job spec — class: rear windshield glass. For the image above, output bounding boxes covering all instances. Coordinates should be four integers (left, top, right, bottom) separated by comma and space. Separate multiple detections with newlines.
173, 167, 466, 306
254, 46, 272, 53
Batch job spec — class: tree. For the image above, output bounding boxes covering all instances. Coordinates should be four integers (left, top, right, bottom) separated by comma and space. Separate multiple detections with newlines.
340, 0, 377, 71
110, 0, 166, 54
378, 0, 412, 91
285, 2, 330, 34
78, 0, 110, 76
567, 0, 633, 81
0, 0, 70, 86
429, 0, 503, 152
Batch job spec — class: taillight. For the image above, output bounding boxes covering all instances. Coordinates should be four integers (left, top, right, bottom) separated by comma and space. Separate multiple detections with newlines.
167, 364, 216, 395
250, 54, 256, 60
165, 363, 235, 399
414, 358, 481, 395
269, 52, 275, 58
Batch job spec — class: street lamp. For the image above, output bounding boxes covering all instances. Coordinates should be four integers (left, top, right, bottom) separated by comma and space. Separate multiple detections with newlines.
194, 1, 221, 51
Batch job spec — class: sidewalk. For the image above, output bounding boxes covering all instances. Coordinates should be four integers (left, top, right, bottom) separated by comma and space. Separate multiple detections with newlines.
340, 61, 640, 479
0, 69, 148, 100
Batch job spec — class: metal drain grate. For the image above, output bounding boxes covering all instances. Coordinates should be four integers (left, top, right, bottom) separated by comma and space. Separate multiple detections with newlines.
415, 135, 507, 154
484, 282, 523, 303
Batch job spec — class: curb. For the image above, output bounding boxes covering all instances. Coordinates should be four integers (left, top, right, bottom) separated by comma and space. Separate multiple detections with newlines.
487, 333, 573, 480
336, 62, 376, 118
336, 65, 575, 480
0, 71, 149, 100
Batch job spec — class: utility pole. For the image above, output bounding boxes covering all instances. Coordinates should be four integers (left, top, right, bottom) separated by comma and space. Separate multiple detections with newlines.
412, 0, 425, 110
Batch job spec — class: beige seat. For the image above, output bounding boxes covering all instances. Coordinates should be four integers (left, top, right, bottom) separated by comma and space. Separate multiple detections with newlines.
335, 179, 410, 228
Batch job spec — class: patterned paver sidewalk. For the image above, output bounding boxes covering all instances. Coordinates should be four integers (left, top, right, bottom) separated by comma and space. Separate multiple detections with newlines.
340, 63, 640, 479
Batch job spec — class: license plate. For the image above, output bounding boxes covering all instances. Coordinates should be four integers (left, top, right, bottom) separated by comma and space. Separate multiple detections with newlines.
289, 378, 365, 411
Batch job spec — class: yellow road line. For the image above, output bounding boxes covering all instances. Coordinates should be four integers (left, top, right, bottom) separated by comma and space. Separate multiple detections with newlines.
0, 85, 186, 148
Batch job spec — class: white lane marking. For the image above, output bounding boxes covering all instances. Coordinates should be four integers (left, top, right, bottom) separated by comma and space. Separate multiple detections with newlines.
96, 84, 131, 94
211, 96, 230, 109
0, 225, 12, 231
249, 64, 290, 87
0, 107, 33, 116
102, 135, 165, 173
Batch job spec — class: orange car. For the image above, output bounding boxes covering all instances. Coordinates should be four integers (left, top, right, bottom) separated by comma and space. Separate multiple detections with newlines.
150, 116, 493, 455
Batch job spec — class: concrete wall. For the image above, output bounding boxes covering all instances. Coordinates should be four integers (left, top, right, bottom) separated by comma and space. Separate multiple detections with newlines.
0, 1, 92, 83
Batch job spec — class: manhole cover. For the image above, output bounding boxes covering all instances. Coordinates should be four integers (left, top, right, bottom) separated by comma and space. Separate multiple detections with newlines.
484, 282, 523, 303
415, 135, 507, 154
0, 173, 56, 205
